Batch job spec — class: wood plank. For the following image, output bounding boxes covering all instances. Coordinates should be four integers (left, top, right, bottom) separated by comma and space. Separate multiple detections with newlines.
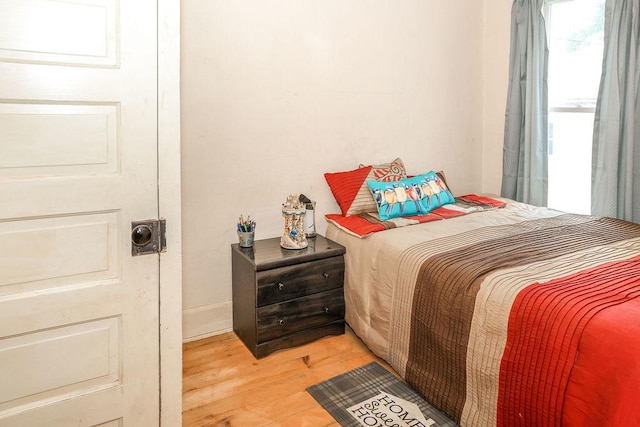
182, 326, 393, 426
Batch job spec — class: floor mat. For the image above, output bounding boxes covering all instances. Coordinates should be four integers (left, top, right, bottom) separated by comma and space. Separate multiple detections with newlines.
306, 362, 458, 427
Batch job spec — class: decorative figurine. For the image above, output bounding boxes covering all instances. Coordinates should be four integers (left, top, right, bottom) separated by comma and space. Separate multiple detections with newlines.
280, 194, 308, 249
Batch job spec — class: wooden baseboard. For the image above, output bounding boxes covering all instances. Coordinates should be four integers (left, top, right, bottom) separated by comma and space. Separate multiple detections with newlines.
182, 301, 232, 342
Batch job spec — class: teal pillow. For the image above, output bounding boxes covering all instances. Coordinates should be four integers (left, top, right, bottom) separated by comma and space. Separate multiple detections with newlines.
366, 171, 455, 220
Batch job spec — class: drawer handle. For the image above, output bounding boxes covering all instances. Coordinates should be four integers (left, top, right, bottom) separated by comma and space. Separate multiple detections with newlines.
278, 282, 285, 291
278, 319, 285, 326
324, 306, 330, 314
322, 272, 330, 279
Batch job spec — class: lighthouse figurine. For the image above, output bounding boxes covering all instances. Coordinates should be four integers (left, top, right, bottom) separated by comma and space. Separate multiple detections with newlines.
280, 194, 308, 250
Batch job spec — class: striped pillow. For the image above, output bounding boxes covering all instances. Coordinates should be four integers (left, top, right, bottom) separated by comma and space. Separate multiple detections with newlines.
324, 158, 407, 216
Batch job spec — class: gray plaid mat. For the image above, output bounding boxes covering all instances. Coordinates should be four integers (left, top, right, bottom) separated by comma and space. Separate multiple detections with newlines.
306, 362, 458, 427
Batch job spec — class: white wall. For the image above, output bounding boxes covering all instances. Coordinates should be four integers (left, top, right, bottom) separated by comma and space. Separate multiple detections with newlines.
181, 0, 499, 341
482, 1, 512, 195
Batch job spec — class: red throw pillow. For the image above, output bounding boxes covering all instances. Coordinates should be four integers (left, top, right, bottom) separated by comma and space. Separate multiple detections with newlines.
324, 166, 373, 216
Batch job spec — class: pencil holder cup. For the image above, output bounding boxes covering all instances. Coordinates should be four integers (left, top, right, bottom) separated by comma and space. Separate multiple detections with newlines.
238, 231, 255, 248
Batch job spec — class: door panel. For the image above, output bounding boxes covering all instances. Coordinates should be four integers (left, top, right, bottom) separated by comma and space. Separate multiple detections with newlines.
0, 212, 118, 294
0, 0, 118, 67
0, 317, 120, 410
0, 0, 159, 425
0, 102, 118, 177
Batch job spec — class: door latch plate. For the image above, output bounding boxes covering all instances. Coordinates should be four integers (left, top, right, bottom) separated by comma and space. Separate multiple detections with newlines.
131, 219, 166, 256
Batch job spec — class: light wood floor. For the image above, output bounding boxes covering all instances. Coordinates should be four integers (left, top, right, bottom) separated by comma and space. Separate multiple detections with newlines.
182, 327, 394, 426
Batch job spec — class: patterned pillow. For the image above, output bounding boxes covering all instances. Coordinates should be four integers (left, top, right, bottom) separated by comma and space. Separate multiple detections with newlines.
325, 159, 407, 216
366, 171, 455, 220
348, 158, 407, 215
361, 158, 407, 182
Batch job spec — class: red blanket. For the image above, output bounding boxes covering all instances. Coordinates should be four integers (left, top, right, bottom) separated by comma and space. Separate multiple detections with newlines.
401, 214, 640, 426
499, 256, 640, 426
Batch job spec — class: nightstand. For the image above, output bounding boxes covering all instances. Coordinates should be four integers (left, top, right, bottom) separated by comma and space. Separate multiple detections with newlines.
231, 235, 346, 358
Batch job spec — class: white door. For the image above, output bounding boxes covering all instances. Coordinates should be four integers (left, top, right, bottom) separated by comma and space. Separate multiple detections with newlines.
0, 1, 160, 425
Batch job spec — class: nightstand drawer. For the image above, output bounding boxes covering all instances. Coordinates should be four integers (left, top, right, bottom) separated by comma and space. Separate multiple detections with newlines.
256, 288, 345, 343
256, 256, 344, 307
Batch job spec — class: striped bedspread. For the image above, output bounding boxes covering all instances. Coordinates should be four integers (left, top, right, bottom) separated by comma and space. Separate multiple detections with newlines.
391, 214, 640, 426
327, 199, 640, 427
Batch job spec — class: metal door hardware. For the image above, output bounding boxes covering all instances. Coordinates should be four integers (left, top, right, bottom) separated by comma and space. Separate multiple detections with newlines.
131, 219, 166, 256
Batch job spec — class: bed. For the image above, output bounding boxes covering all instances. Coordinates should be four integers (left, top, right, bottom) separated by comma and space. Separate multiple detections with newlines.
324, 195, 640, 427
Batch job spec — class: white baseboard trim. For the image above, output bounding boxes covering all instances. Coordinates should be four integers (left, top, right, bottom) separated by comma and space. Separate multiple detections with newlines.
182, 300, 233, 343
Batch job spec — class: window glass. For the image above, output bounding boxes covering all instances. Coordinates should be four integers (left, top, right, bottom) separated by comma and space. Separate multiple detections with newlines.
545, 0, 605, 214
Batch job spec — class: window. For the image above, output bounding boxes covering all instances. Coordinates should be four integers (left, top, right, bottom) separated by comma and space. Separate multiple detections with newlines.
544, 0, 605, 214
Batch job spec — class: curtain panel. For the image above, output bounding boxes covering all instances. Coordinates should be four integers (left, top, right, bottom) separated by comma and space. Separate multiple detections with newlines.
591, 0, 640, 222
501, 0, 549, 207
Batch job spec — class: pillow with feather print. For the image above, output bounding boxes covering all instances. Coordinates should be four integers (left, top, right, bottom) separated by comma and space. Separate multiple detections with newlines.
366, 171, 455, 220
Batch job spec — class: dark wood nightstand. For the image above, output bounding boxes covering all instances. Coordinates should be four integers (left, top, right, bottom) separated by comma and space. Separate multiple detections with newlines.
231, 235, 346, 358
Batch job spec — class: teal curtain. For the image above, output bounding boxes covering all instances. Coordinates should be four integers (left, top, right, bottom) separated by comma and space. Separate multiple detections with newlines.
591, 0, 640, 222
501, 0, 549, 206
